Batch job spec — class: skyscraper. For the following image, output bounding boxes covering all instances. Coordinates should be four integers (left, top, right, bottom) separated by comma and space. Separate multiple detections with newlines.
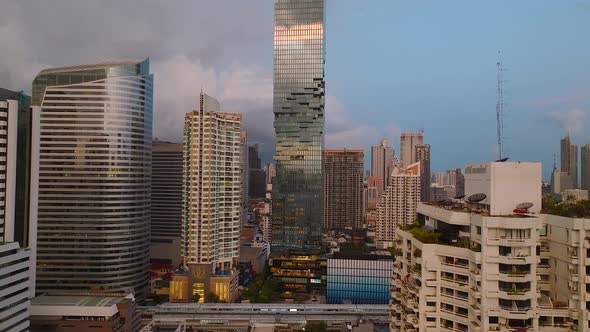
182, 92, 242, 272
400, 131, 423, 168
248, 144, 266, 198
560, 134, 578, 188
581, 144, 590, 191
323, 150, 364, 231
371, 138, 395, 194
32, 60, 153, 299
0, 89, 40, 332
376, 162, 420, 248
151, 140, 183, 267
415, 144, 431, 202
272, 0, 325, 251
455, 168, 465, 197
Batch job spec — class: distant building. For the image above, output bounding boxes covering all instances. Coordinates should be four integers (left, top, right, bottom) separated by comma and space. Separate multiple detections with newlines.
249, 144, 262, 169
366, 176, 381, 210
432, 171, 445, 186
32, 60, 153, 299
327, 251, 393, 304
371, 139, 395, 193
415, 144, 431, 202
455, 168, 465, 197
264, 163, 276, 185
151, 140, 182, 267
400, 132, 423, 168
430, 184, 448, 202
376, 162, 420, 248
248, 144, 266, 198
30, 294, 140, 332
269, 250, 326, 293
582, 144, 590, 191
551, 167, 573, 195
561, 134, 578, 188
561, 189, 588, 202
323, 150, 364, 231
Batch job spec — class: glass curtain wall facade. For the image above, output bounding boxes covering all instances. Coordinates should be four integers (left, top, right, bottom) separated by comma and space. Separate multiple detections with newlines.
32, 60, 153, 299
272, 0, 325, 251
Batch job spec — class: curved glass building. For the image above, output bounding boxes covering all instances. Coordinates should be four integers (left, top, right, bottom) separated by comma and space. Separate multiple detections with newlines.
272, 0, 325, 251
32, 59, 153, 298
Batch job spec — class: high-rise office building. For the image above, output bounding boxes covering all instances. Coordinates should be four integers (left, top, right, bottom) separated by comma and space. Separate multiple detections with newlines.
400, 131, 423, 168
323, 150, 364, 231
561, 134, 578, 188
371, 138, 395, 194
182, 92, 242, 272
264, 163, 276, 185
415, 144, 431, 202
151, 140, 183, 267
0, 90, 40, 332
582, 144, 590, 191
272, 0, 325, 251
376, 162, 420, 248
32, 60, 153, 299
455, 168, 465, 197
248, 144, 266, 198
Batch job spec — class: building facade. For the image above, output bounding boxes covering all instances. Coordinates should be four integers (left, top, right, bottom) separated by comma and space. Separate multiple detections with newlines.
0, 91, 40, 332
272, 0, 325, 252
32, 60, 153, 299
323, 150, 364, 231
375, 162, 420, 248
415, 144, 431, 202
182, 92, 242, 272
388, 161, 590, 332
400, 132, 423, 168
151, 140, 183, 267
582, 144, 590, 191
327, 251, 393, 304
371, 138, 395, 194
561, 134, 578, 188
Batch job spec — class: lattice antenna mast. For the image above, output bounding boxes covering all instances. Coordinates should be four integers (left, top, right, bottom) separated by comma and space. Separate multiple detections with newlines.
496, 52, 505, 160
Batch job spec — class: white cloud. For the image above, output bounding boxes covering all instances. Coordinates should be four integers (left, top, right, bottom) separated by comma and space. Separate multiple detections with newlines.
546, 108, 588, 135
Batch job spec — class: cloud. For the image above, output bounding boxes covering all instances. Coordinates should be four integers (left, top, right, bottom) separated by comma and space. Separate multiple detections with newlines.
546, 109, 588, 135
530, 90, 590, 107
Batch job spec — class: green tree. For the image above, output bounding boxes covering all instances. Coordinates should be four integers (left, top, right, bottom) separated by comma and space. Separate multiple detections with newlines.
206, 292, 220, 303
192, 293, 201, 303
304, 321, 327, 332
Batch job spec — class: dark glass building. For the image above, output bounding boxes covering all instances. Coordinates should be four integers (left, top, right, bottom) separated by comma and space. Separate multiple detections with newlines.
272, 0, 325, 251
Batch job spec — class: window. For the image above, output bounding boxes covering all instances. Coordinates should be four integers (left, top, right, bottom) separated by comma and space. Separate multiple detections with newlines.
489, 317, 499, 324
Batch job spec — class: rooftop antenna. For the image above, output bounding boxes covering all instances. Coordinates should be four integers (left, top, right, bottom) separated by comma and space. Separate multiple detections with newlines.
496, 51, 505, 160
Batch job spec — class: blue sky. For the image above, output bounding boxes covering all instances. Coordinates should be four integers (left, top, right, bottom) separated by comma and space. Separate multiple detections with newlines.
1, 0, 589, 180
326, 0, 590, 179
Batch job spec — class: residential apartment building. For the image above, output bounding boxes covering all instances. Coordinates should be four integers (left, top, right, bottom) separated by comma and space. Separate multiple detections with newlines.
400, 132, 423, 168
182, 92, 242, 272
323, 150, 364, 230
371, 138, 395, 193
389, 161, 590, 332
376, 162, 420, 248
32, 60, 153, 299
415, 144, 431, 202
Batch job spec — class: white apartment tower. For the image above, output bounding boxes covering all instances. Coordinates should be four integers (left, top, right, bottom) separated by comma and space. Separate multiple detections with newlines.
0, 91, 40, 332
182, 92, 242, 271
389, 161, 590, 332
376, 162, 420, 248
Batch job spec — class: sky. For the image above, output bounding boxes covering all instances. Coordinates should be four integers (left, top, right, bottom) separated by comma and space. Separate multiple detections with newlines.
0, 0, 589, 180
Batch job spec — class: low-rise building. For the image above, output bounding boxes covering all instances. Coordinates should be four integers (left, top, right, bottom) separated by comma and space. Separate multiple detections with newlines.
30, 294, 140, 332
327, 251, 393, 304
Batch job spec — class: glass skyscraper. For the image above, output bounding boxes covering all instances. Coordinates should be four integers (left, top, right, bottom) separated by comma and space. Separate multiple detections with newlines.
272, 0, 325, 251
32, 60, 153, 299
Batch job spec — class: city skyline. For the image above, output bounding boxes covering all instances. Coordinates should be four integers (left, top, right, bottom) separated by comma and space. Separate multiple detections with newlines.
1, 1, 588, 179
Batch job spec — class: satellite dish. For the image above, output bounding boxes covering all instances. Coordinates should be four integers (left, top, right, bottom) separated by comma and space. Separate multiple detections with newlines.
454, 194, 466, 200
516, 202, 533, 210
495, 157, 509, 162
467, 193, 487, 203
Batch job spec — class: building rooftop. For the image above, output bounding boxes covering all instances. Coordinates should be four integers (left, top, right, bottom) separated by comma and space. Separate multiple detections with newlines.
31, 294, 134, 317
36, 59, 146, 76
422, 200, 537, 218
332, 250, 392, 261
